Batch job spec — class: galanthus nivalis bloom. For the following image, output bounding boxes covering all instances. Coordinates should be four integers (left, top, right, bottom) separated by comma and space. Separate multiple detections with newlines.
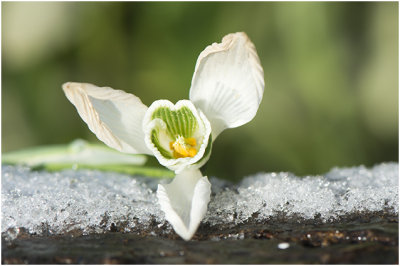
63, 32, 264, 240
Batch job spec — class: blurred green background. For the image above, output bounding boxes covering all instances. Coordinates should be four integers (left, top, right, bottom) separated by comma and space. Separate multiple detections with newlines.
2, 2, 398, 181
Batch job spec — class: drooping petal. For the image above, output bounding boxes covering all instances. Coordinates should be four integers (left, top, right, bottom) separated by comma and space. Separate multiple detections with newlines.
143, 99, 212, 173
189, 32, 265, 139
63, 82, 152, 155
157, 168, 211, 240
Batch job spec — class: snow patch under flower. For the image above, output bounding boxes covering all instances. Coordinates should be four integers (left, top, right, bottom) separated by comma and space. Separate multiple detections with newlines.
2, 163, 397, 237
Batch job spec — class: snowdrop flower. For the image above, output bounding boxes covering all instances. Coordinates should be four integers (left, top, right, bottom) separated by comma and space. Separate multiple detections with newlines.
63, 32, 264, 240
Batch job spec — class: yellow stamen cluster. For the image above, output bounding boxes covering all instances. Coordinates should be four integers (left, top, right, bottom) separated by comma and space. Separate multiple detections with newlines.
170, 136, 198, 158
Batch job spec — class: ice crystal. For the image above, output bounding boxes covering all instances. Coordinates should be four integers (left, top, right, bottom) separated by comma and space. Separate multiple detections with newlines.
2, 163, 397, 237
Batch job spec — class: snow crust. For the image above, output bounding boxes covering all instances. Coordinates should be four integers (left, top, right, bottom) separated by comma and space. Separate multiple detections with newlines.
206, 163, 398, 225
2, 163, 398, 237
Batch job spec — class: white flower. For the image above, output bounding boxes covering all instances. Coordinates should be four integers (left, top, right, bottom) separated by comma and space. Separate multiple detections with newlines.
62, 32, 264, 240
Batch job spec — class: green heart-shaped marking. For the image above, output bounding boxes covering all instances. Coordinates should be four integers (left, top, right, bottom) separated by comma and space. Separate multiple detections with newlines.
151, 106, 198, 139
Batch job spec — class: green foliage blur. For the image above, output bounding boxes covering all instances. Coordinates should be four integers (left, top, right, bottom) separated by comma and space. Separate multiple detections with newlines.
2, 2, 398, 181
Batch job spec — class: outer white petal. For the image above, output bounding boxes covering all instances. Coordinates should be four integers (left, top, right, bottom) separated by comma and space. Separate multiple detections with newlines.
157, 169, 211, 241
63, 82, 152, 155
189, 32, 265, 139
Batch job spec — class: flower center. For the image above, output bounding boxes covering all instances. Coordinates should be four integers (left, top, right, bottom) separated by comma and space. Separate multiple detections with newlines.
170, 136, 197, 158
143, 99, 212, 172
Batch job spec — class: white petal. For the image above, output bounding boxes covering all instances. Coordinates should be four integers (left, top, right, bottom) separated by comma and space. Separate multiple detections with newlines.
157, 169, 211, 241
63, 82, 152, 155
189, 32, 265, 139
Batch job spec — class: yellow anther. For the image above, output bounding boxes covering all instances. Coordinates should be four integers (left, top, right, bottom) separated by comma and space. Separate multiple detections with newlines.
170, 136, 198, 158
188, 147, 197, 157
185, 137, 197, 146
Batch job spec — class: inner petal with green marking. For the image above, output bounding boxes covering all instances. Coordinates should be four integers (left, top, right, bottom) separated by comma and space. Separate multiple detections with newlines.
150, 105, 200, 159
143, 100, 212, 172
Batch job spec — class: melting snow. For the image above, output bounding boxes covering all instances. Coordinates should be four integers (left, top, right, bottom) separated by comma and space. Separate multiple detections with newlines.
2, 163, 398, 237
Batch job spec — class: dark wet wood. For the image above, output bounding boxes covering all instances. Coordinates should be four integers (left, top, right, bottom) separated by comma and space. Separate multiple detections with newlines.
2, 213, 398, 264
